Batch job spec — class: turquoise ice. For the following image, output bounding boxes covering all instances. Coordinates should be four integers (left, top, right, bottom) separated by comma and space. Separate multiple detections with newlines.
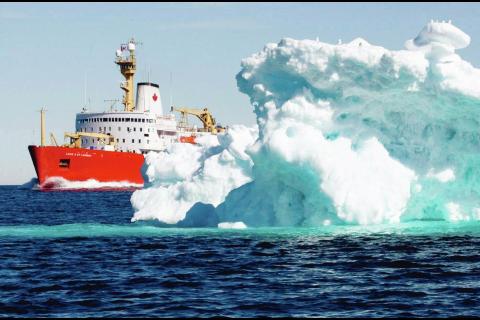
132, 20, 480, 227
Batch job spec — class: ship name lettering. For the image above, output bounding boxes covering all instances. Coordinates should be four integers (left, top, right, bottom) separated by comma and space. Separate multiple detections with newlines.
65, 152, 92, 157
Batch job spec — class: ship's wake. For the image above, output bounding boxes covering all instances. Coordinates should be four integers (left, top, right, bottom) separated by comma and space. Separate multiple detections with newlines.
32, 177, 142, 191
131, 20, 480, 227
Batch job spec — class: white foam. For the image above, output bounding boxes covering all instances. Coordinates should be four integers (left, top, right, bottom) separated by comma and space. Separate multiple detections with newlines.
218, 222, 247, 229
38, 177, 142, 190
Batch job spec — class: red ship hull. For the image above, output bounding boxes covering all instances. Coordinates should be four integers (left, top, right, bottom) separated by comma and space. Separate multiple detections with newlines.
28, 146, 145, 188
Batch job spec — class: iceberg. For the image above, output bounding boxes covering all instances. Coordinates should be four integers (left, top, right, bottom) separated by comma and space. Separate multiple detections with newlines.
131, 20, 480, 226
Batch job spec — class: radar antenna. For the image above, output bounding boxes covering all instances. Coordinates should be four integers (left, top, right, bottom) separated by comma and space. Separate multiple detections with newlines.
115, 38, 142, 112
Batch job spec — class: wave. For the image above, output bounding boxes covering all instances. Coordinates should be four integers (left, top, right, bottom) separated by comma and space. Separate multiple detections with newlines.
33, 177, 143, 191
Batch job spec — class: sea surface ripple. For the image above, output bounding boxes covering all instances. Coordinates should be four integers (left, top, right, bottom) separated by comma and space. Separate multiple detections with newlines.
1, 186, 480, 317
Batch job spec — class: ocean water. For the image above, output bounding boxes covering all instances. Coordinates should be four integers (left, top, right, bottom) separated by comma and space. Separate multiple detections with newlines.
2, 186, 480, 317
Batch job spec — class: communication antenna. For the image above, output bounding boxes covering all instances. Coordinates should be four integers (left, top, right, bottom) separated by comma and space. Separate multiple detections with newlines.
84, 71, 87, 107
104, 99, 120, 111
148, 65, 151, 83
169, 71, 173, 111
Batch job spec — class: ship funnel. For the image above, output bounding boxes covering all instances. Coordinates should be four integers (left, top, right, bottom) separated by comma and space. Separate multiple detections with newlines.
135, 82, 162, 114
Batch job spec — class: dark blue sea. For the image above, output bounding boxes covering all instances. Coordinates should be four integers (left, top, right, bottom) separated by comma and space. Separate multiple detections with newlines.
1, 185, 480, 317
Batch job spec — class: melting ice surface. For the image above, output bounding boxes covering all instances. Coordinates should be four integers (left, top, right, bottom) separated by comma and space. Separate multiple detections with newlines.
131, 20, 480, 227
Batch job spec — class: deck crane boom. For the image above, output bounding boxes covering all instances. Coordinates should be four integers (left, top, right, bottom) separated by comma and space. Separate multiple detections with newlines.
64, 132, 116, 149
171, 106, 226, 134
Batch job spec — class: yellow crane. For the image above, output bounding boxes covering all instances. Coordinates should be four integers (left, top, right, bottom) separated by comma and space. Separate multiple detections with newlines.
50, 133, 59, 146
64, 132, 116, 149
36, 108, 116, 149
171, 106, 226, 134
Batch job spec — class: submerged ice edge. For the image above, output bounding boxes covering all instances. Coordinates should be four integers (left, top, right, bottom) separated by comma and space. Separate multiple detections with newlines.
3, 221, 480, 238
131, 20, 480, 227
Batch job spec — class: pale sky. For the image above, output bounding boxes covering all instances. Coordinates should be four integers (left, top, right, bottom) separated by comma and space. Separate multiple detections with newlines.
1, 2, 480, 184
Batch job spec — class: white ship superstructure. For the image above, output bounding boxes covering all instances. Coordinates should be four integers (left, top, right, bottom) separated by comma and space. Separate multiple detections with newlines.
75, 82, 179, 154
72, 38, 214, 154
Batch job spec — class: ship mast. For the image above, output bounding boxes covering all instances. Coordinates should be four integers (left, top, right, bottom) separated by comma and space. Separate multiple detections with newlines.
115, 38, 137, 112
40, 107, 47, 146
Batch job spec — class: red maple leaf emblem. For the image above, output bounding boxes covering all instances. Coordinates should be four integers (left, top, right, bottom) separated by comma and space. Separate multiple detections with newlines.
152, 93, 158, 102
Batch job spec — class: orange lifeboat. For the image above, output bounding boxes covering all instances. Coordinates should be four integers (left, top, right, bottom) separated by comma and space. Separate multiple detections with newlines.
179, 135, 196, 144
